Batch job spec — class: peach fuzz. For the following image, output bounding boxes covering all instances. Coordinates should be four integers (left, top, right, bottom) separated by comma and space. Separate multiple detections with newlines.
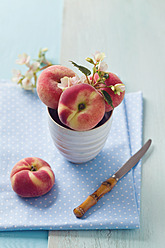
96, 72, 125, 112
37, 65, 75, 109
58, 83, 105, 131
10, 157, 55, 197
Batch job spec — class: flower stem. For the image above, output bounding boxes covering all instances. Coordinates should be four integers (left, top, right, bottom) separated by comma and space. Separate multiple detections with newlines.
40, 63, 52, 71
91, 63, 97, 85
93, 80, 100, 87
86, 75, 90, 84
33, 73, 37, 88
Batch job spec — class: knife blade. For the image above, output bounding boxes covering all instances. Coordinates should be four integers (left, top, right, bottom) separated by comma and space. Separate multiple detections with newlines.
73, 139, 152, 218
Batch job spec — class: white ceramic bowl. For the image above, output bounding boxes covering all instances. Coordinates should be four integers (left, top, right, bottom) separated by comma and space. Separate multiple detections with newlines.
47, 108, 113, 163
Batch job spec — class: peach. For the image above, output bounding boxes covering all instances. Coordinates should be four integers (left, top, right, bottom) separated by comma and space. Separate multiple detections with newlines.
37, 65, 75, 109
96, 72, 125, 112
10, 157, 55, 197
58, 83, 105, 131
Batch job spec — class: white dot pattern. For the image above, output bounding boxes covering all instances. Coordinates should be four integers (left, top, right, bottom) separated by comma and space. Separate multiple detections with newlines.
0, 81, 143, 230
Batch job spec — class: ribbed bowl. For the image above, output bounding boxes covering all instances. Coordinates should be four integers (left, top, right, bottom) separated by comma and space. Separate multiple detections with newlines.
47, 108, 113, 163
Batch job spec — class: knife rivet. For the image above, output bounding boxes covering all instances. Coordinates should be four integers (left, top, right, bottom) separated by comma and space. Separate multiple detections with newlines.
112, 175, 119, 181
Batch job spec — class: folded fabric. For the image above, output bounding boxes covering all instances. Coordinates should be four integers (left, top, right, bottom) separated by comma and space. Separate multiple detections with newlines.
0, 80, 143, 231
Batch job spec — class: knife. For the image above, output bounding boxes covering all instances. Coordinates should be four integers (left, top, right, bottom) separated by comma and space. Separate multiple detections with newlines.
73, 139, 152, 218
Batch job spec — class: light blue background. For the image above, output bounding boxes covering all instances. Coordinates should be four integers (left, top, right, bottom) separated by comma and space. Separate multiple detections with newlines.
0, 0, 63, 79
0, 1, 63, 247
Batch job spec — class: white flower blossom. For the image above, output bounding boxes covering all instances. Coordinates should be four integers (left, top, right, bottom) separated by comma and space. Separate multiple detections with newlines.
69, 75, 80, 86
98, 61, 108, 72
12, 69, 22, 83
58, 75, 80, 90
22, 77, 33, 90
25, 70, 33, 79
29, 62, 40, 72
16, 53, 30, 66
21, 70, 34, 90
93, 51, 106, 62
111, 83, 125, 95
58, 76, 69, 90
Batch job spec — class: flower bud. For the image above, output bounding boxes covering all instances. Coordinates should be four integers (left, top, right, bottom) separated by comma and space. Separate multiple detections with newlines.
85, 57, 94, 64
41, 48, 48, 52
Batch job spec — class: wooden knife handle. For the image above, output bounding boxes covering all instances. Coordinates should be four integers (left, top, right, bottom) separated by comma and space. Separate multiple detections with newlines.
73, 176, 117, 218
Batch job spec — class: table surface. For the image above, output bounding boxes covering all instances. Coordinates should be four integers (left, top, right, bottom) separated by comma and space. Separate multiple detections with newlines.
1, 0, 165, 247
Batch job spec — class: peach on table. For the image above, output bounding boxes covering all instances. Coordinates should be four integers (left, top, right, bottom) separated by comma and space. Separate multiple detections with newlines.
10, 157, 55, 198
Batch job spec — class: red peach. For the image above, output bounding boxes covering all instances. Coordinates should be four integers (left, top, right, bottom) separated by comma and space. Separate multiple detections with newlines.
10, 157, 55, 197
95, 72, 125, 112
58, 83, 105, 131
37, 65, 75, 109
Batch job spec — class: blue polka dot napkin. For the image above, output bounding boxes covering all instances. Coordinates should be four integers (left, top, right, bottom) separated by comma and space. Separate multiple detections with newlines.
0, 80, 143, 231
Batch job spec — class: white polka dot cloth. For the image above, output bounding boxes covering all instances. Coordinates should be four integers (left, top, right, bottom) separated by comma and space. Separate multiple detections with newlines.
0, 80, 143, 230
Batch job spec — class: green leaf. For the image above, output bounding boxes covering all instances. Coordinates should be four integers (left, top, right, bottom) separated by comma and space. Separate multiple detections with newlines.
70, 61, 91, 76
101, 90, 114, 109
